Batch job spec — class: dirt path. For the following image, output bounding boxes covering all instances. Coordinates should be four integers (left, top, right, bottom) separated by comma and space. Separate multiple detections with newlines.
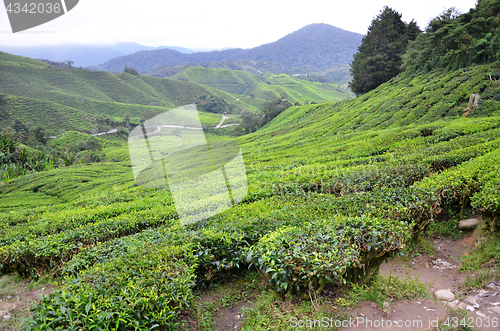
216, 116, 228, 129
342, 228, 500, 331
0, 277, 55, 330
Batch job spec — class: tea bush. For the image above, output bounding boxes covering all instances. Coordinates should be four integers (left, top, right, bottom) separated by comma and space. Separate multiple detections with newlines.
246, 216, 411, 297
23, 243, 197, 330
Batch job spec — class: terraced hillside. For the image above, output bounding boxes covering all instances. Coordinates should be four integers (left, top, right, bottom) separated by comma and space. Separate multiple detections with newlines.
0, 52, 263, 134
1, 52, 499, 328
0, 52, 353, 136
172, 67, 353, 104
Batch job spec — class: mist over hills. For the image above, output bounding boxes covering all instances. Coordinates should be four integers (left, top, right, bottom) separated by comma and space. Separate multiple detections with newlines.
0, 43, 195, 68
93, 24, 363, 73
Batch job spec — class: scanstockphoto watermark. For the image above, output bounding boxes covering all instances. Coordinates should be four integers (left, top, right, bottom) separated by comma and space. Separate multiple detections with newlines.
290, 316, 499, 329
3, 0, 79, 33
290, 316, 436, 329
128, 104, 248, 226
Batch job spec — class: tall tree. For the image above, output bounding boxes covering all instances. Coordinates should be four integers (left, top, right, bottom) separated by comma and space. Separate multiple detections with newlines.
349, 7, 421, 96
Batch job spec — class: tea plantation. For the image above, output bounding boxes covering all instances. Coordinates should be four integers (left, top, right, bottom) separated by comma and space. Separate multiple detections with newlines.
1, 52, 499, 328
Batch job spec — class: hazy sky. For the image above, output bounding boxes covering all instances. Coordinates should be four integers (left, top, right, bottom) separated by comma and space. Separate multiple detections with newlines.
0, 0, 478, 49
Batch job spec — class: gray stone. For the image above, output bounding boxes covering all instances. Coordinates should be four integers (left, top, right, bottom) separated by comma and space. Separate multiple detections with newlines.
2, 315, 10, 320
458, 218, 481, 230
435, 289, 455, 302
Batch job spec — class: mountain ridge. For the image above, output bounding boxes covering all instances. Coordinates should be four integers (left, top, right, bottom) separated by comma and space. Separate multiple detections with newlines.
93, 24, 363, 73
0, 43, 195, 68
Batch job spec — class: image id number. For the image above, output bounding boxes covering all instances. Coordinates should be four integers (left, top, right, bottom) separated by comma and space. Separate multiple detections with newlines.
6, 2, 62, 14
443, 316, 498, 328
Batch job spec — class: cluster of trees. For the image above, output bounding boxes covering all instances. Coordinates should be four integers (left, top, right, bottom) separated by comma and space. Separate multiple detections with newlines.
237, 96, 292, 134
351, 1, 500, 95
349, 7, 421, 96
402, 0, 500, 73
123, 65, 140, 76
2, 118, 108, 170
0, 131, 83, 182
4, 119, 49, 148
196, 95, 237, 114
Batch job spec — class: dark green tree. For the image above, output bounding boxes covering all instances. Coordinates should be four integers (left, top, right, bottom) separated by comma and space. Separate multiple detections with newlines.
124, 65, 140, 76
259, 96, 292, 124
349, 7, 421, 96
29, 124, 47, 145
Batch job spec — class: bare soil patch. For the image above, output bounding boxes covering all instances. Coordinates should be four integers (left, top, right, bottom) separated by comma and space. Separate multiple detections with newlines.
0, 276, 55, 330
343, 228, 500, 331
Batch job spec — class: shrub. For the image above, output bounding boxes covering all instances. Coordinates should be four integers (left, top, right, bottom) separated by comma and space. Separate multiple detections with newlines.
23, 243, 196, 330
245, 216, 411, 298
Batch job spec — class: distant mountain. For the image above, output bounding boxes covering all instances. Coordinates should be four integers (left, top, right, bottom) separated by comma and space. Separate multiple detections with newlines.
92, 42, 195, 55
94, 24, 363, 73
0, 43, 195, 67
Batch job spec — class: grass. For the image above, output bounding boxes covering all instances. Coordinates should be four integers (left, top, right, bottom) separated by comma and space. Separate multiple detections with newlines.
437, 309, 476, 331
459, 268, 500, 292
460, 231, 500, 272
401, 235, 437, 259
0, 273, 23, 298
342, 275, 430, 309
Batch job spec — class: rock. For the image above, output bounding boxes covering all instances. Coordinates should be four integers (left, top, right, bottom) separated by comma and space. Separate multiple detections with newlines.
446, 301, 459, 309
467, 306, 475, 312
476, 311, 486, 318
435, 289, 455, 302
458, 302, 468, 310
2, 315, 10, 320
458, 218, 481, 230
431, 258, 456, 270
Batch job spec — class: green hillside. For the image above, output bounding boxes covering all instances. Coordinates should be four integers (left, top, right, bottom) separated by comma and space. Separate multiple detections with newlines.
0, 52, 266, 133
172, 67, 353, 104
0, 94, 95, 133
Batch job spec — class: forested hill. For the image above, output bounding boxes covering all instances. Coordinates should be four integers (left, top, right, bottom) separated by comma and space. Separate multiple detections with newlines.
93, 24, 363, 73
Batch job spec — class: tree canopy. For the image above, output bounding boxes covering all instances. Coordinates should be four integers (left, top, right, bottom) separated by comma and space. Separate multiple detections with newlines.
349, 7, 421, 96
402, 0, 500, 73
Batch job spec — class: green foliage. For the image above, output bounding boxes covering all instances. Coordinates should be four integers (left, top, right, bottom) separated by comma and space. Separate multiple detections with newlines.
123, 65, 140, 76
246, 216, 411, 296
0, 131, 60, 181
460, 231, 500, 271
24, 244, 197, 330
347, 275, 429, 308
29, 125, 47, 146
402, 1, 500, 73
415, 147, 500, 230
259, 96, 293, 124
349, 7, 421, 95
459, 267, 500, 291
